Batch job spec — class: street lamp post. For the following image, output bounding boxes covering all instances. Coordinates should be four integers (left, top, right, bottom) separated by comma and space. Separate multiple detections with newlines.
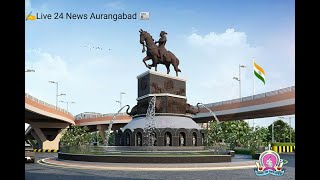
49, 81, 66, 108
25, 69, 35, 72
272, 123, 274, 143
289, 117, 292, 143
233, 65, 246, 123
233, 77, 240, 98
116, 92, 126, 109
25, 69, 35, 88
279, 116, 294, 143
59, 101, 75, 111
239, 65, 245, 98
272, 123, 281, 143
115, 100, 121, 108
233, 65, 246, 99
120, 92, 126, 109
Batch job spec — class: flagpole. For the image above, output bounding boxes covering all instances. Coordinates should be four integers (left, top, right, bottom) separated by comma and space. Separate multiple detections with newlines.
252, 58, 255, 131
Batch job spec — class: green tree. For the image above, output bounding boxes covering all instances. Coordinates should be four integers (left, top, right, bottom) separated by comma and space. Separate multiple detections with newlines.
204, 120, 223, 146
204, 119, 294, 153
221, 120, 251, 149
108, 132, 115, 146
60, 125, 93, 146
291, 129, 295, 143
247, 126, 269, 153
267, 119, 294, 143
256, 126, 269, 145
91, 131, 103, 145
205, 120, 251, 149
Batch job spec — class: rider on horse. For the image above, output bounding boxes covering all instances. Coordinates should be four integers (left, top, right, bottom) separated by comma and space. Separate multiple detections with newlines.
139, 29, 181, 76
155, 31, 169, 63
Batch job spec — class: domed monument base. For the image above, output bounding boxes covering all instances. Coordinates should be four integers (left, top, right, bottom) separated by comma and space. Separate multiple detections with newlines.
116, 70, 204, 146
59, 70, 231, 163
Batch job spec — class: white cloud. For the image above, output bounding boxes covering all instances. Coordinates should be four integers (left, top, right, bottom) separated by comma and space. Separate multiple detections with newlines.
26, 49, 70, 82
105, 1, 125, 10
188, 29, 248, 47
184, 28, 260, 104
25, 49, 72, 110
25, 48, 141, 115
182, 28, 294, 129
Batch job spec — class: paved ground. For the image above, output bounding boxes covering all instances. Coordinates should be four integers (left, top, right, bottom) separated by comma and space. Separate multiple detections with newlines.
25, 153, 295, 180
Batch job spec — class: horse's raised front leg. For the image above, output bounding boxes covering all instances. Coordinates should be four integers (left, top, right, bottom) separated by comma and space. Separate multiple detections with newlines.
143, 56, 151, 69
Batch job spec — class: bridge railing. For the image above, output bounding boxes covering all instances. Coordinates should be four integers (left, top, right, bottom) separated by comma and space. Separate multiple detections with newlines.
74, 112, 128, 120
204, 86, 295, 108
25, 93, 73, 117
73, 86, 294, 120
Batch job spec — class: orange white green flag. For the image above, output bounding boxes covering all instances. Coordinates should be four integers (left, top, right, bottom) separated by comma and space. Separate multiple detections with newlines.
253, 60, 265, 84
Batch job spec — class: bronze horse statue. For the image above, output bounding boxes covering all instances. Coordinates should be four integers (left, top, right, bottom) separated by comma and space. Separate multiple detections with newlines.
139, 29, 181, 76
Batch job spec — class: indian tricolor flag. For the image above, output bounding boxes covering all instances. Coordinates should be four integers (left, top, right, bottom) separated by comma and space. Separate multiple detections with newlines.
253, 60, 265, 84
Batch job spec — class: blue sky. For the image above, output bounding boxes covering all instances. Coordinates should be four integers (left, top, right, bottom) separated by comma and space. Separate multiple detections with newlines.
25, 0, 295, 129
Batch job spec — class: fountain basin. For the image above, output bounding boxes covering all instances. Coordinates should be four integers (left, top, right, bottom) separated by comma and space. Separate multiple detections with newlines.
58, 146, 231, 163
58, 152, 231, 163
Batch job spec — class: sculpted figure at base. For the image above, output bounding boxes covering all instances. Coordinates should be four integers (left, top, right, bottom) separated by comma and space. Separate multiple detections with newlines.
186, 103, 201, 115
126, 105, 138, 116
180, 134, 184, 146
125, 100, 162, 117
166, 135, 170, 146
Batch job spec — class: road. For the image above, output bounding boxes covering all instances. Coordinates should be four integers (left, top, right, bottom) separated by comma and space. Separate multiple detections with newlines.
25, 153, 295, 180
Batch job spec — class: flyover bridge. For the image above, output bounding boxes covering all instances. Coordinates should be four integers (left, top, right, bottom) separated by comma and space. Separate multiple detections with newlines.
25, 93, 75, 149
193, 86, 295, 122
25, 86, 294, 148
75, 86, 295, 125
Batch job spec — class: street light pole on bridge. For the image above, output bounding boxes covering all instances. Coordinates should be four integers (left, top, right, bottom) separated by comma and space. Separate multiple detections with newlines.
234, 64, 246, 122
59, 101, 76, 112
116, 92, 126, 109
25, 69, 35, 72
49, 81, 66, 108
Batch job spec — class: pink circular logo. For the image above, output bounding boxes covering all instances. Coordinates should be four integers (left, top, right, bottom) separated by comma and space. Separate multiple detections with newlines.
262, 154, 278, 170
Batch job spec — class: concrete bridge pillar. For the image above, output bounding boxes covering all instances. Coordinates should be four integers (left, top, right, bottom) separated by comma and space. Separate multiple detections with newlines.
29, 122, 69, 150
30, 130, 42, 149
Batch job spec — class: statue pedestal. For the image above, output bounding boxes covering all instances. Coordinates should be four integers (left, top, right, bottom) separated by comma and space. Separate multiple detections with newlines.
136, 70, 187, 115
116, 70, 204, 147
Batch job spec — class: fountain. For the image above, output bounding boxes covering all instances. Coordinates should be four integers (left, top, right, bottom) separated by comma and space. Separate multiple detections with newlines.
143, 96, 156, 147
198, 103, 220, 123
58, 70, 232, 163
105, 105, 130, 146
115, 70, 205, 147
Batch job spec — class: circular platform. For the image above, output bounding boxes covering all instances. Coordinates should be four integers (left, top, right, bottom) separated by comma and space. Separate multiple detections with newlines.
40, 155, 256, 171
58, 151, 231, 163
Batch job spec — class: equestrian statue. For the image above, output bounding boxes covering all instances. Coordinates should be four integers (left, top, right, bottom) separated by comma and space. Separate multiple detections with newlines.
139, 29, 182, 76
